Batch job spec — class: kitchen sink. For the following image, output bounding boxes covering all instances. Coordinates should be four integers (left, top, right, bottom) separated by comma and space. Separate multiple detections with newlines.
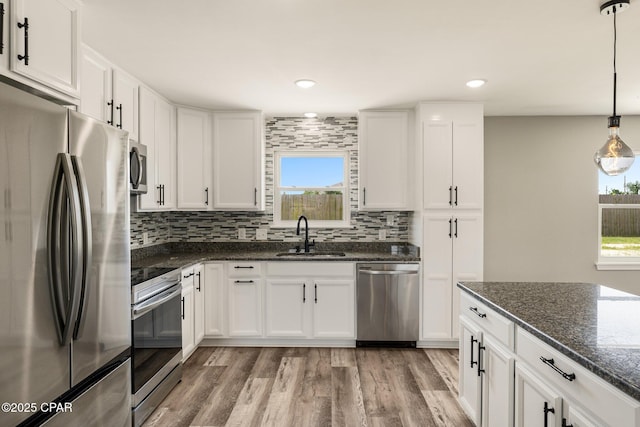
275, 251, 346, 257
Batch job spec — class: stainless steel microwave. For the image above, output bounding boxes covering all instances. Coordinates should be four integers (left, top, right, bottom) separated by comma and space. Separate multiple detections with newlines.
129, 141, 148, 194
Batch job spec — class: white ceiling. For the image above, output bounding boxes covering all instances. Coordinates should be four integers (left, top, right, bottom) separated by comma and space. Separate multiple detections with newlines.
81, 0, 640, 116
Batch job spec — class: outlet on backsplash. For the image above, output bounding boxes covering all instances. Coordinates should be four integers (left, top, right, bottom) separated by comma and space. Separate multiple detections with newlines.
256, 228, 268, 240
142, 232, 149, 245
238, 228, 246, 240
378, 229, 386, 240
386, 215, 395, 226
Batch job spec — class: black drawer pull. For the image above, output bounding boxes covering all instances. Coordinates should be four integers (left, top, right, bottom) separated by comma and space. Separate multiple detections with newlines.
469, 306, 487, 318
234, 265, 254, 269
540, 356, 576, 381
183, 272, 194, 279
234, 280, 254, 284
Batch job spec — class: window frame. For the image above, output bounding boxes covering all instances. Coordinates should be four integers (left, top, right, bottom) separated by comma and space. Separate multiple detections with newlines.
272, 150, 350, 228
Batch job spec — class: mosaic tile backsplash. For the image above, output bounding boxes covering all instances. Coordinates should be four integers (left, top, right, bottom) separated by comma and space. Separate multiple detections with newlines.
131, 116, 411, 248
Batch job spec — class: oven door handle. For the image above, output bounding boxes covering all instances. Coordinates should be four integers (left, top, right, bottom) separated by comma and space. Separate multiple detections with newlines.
132, 284, 181, 320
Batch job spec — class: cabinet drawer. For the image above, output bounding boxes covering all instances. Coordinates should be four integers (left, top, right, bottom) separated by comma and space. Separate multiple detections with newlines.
266, 262, 354, 277
227, 262, 262, 277
460, 292, 514, 350
516, 327, 640, 427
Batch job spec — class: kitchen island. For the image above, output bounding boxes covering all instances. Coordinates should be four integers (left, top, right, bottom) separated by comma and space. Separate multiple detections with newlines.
458, 281, 640, 426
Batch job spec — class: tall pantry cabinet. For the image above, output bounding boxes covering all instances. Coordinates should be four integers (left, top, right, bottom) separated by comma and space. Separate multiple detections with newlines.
416, 103, 483, 344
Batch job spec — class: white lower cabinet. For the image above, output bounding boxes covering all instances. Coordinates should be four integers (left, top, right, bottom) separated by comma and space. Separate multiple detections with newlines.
265, 279, 308, 337
227, 262, 263, 337
181, 269, 195, 361
204, 263, 225, 337
312, 279, 354, 338
193, 264, 205, 345
460, 290, 640, 427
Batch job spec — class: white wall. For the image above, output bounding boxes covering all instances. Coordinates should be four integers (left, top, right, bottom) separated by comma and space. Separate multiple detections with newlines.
484, 116, 640, 295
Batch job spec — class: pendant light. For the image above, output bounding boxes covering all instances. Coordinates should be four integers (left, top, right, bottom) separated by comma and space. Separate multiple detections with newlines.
594, 0, 635, 176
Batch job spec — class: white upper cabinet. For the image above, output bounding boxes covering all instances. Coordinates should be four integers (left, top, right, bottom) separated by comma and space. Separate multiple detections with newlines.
79, 46, 139, 141
138, 86, 176, 211
177, 107, 212, 210
212, 111, 264, 210
420, 103, 483, 211
112, 69, 139, 142
10, 0, 79, 97
358, 110, 410, 210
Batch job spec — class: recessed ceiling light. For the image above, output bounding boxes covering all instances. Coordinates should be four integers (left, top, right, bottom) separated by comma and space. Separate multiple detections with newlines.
304, 112, 318, 118
295, 79, 316, 89
466, 79, 487, 88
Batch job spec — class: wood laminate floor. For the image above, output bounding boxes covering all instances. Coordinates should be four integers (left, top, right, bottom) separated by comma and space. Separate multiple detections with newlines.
143, 347, 473, 427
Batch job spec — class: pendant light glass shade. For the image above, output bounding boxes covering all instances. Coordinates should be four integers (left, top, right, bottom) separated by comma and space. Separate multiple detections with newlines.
594, 120, 635, 175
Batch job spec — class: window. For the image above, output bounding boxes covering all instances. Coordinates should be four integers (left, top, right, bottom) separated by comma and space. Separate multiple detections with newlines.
273, 151, 349, 228
597, 154, 640, 270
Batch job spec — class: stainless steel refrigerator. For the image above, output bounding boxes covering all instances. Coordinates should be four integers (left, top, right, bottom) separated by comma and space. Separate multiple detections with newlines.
0, 81, 131, 426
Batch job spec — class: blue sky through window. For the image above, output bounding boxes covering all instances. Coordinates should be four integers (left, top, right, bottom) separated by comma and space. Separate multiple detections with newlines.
280, 157, 344, 187
599, 155, 640, 194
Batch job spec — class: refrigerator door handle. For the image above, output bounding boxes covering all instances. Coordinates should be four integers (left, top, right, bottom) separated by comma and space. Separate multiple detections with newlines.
47, 153, 84, 346
71, 156, 92, 340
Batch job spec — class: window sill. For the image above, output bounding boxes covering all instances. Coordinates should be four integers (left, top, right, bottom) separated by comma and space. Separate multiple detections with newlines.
595, 261, 640, 271
271, 220, 352, 229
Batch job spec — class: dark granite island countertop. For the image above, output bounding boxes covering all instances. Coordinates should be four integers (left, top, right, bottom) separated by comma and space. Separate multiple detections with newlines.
132, 242, 420, 269
458, 281, 640, 402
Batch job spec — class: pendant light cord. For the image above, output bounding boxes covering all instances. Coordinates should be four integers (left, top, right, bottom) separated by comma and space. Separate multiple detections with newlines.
613, 5, 618, 117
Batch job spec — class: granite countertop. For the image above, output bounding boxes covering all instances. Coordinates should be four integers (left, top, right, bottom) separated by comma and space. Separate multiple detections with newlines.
458, 281, 640, 402
131, 241, 420, 269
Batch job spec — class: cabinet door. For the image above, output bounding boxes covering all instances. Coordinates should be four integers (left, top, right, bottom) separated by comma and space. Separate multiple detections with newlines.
193, 264, 205, 345
423, 120, 453, 210
358, 111, 409, 210
452, 119, 483, 210
112, 69, 139, 142
312, 279, 354, 338
265, 279, 307, 337
137, 87, 159, 210
79, 46, 112, 123
228, 278, 262, 336
515, 364, 562, 427
459, 317, 482, 426
11, 0, 79, 96
451, 213, 483, 339
421, 213, 453, 340
155, 99, 176, 209
212, 112, 264, 210
204, 264, 225, 337
482, 335, 515, 427
181, 284, 195, 361
177, 108, 211, 209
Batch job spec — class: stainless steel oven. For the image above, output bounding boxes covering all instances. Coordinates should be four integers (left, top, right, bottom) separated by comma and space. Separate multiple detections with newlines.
129, 141, 148, 194
131, 267, 182, 426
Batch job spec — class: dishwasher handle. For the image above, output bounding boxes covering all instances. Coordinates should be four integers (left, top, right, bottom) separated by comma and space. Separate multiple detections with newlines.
359, 269, 419, 275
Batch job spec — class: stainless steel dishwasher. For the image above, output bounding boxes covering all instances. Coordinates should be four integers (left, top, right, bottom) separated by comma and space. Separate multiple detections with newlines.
356, 263, 420, 347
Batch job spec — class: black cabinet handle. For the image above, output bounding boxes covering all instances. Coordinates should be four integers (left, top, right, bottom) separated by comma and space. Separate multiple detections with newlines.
116, 104, 123, 129
454, 218, 458, 238
17, 17, 29, 65
363, 187, 366, 206
449, 186, 453, 206
0, 3, 5, 54
562, 419, 573, 427
454, 186, 458, 206
205, 187, 209, 205
196, 272, 201, 291
234, 265, 254, 269
234, 280, 254, 284
448, 218, 452, 238
543, 402, 555, 427
107, 100, 114, 125
470, 336, 478, 369
477, 343, 485, 377
540, 357, 576, 381
181, 296, 185, 320
156, 185, 162, 205
314, 284, 318, 303
254, 188, 257, 206
469, 306, 487, 318
161, 184, 165, 205
183, 272, 194, 279
303, 283, 306, 303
